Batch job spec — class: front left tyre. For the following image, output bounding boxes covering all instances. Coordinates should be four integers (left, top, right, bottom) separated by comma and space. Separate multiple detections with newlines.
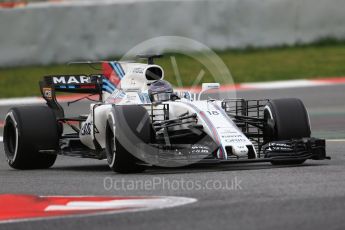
3, 106, 59, 169
105, 105, 151, 173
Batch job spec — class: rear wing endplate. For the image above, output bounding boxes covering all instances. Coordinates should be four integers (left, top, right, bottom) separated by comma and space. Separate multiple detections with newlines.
39, 75, 103, 118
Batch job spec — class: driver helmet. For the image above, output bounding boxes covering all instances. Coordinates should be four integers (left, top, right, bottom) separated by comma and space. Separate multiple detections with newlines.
148, 80, 173, 102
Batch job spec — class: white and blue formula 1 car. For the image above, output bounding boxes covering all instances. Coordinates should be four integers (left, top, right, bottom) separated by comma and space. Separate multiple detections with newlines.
3, 55, 329, 173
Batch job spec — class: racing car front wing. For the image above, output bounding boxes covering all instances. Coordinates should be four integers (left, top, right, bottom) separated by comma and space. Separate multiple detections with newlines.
133, 137, 329, 166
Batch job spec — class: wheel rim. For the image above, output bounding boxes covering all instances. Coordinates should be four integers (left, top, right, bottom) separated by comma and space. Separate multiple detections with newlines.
106, 124, 116, 167
263, 105, 276, 142
4, 118, 18, 161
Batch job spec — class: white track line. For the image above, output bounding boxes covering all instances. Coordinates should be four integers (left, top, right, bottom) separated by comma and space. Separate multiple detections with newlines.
241, 79, 326, 89
0, 97, 44, 106
326, 139, 345, 142
0, 136, 2, 142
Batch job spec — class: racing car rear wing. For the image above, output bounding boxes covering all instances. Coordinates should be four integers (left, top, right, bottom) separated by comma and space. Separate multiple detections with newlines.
39, 75, 103, 118
40, 75, 102, 94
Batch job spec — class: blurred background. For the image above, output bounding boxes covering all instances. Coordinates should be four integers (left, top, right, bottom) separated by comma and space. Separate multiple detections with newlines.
0, 0, 345, 98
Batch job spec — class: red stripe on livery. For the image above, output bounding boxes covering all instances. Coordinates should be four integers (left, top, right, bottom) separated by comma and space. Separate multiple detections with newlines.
80, 85, 96, 89
102, 62, 121, 87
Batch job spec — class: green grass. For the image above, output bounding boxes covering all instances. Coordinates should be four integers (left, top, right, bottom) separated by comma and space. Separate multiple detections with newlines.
1, 43, 345, 98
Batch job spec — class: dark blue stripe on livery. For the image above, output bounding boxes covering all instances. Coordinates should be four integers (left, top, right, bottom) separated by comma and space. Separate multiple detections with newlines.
109, 62, 124, 79
116, 62, 125, 77
102, 85, 114, 94
103, 79, 116, 90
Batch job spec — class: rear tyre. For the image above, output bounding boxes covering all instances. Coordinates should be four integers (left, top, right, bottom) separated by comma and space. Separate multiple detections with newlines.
105, 105, 151, 173
264, 98, 311, 165
3, 106, 58, 169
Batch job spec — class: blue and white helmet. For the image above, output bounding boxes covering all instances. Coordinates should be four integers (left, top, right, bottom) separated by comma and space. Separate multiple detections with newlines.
148, 80, 173, 102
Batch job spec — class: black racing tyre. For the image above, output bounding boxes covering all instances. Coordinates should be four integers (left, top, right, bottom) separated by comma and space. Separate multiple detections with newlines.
105, 105, 151, 173
3, 106, 58, 169
264, 98, 311, 165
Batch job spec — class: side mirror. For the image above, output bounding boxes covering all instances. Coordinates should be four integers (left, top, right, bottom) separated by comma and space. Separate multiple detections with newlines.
198, 83, 220, 100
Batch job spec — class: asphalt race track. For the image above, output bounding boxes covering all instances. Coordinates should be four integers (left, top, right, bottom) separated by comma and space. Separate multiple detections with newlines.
0, 84, 344, 230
